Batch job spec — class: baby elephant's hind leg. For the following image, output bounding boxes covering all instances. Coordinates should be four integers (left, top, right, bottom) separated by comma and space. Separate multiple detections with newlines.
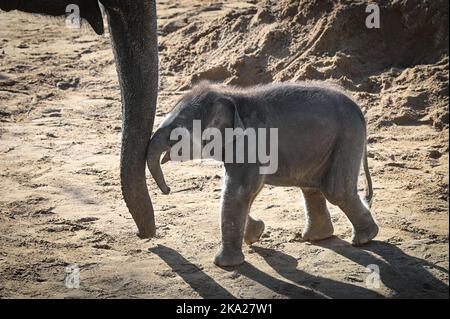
338, 194, 378, 246
322, 131, 378, 245
301, 188, 334, 241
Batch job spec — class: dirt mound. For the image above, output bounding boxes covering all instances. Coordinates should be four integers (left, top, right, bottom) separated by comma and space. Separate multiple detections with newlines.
159, 0, 449, 130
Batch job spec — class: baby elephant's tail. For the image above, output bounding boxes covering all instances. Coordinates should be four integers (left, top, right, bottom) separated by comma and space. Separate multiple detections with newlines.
363, 143, 373, 207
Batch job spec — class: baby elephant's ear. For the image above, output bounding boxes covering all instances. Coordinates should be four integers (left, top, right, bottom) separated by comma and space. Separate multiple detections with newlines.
214, 96, 244, 130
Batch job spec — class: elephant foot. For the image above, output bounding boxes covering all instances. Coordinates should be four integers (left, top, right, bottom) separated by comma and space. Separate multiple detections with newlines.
244, 217, 265, 245
351, 222, 379, 246
301, 218, 334, 242
213, 247, 245, 267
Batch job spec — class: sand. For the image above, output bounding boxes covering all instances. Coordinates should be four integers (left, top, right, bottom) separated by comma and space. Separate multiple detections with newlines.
0, 0, 448, 298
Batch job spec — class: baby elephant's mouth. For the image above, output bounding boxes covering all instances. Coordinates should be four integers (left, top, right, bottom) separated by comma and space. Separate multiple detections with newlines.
161, 150, 171, 164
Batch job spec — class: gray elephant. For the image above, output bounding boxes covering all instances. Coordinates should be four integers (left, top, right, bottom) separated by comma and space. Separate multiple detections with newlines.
147, 81, 378, 267
1, 0, 158, 238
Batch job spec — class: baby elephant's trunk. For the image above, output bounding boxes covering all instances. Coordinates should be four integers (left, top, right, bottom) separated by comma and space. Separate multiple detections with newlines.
146, 130, 171, 195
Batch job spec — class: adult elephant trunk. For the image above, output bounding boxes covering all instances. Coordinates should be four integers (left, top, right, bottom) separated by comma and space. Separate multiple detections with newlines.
103, 1, 158, 238
146, 130, 171, 195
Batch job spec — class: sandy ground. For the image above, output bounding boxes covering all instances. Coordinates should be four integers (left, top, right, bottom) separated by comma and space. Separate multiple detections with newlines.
0, 1, 448, 298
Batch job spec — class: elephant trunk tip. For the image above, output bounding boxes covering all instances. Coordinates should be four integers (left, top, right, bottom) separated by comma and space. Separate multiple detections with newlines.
147, 155, 172, 195
147, 160, 172, 195
161, 185, 171, 195
147, 130, 172, 195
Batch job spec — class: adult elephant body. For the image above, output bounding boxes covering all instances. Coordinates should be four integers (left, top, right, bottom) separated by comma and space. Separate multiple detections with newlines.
0, 0, 158, 238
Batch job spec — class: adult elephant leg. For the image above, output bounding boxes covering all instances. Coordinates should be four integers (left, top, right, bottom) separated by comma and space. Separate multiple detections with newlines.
103, 1, 158, 238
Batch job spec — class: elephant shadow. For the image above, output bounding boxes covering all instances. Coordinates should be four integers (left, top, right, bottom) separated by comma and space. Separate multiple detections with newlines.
151, 239, 448, 298
150, 244, 325, 299
312, 237, 449, 298
149, 237, 448, 299
238, 244, 384, 299
149, 245, 235, 299
151, 244, 384, 298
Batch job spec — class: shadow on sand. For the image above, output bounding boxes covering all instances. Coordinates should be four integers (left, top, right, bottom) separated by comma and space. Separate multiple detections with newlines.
149, 245, 235, 299
314, 237, 449, 298
150, 238, 448, 299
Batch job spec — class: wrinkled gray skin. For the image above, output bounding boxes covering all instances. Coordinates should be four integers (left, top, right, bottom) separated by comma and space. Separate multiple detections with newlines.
148, 82, 378, 267
0, 0, 159, 238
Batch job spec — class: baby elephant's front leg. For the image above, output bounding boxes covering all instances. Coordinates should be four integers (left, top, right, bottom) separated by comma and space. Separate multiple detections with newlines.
214, 166, 263, 267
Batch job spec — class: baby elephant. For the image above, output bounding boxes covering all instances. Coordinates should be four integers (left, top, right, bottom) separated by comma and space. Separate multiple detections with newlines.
147, 81, 378, 267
